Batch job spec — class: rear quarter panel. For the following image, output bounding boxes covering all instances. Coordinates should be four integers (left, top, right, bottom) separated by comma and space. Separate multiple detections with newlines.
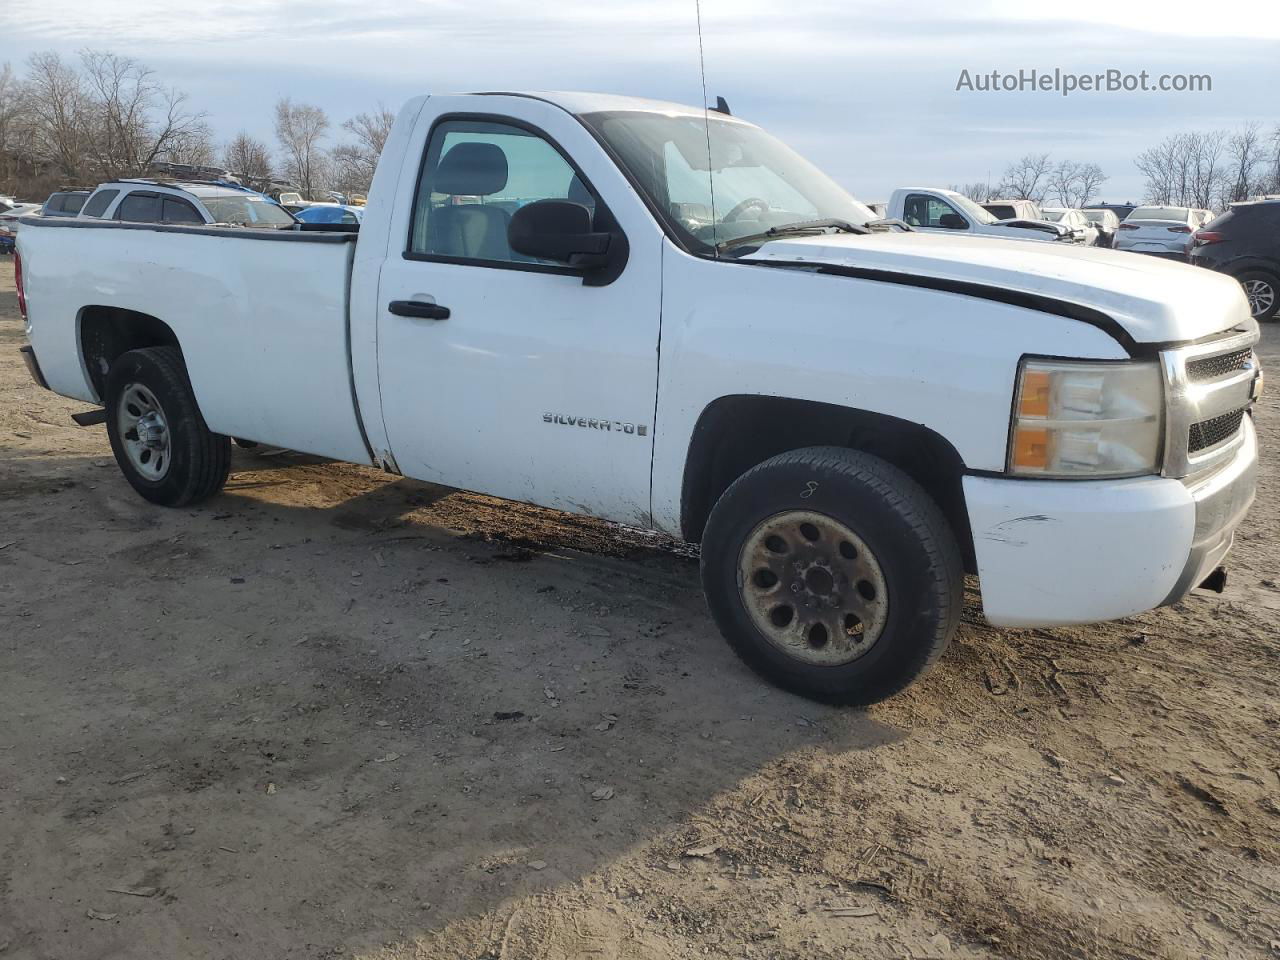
19, 220, 372, 465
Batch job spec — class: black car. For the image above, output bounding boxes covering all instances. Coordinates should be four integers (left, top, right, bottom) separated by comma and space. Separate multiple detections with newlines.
41, 190, 90, 218
1189, 200, 1280, 321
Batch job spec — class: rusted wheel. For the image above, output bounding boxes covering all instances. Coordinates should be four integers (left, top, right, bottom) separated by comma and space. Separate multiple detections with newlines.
700, 447, 962, 705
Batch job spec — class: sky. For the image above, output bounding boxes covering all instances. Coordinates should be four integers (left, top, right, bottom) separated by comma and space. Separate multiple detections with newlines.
3, 0, 1279, 202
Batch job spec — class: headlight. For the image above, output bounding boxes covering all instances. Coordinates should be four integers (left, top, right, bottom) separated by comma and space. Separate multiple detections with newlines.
1009, 358, 1163, 478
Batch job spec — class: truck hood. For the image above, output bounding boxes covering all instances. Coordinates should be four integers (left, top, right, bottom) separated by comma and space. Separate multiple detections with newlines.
990, 218, 1069, 238
743, 231, 1251, 346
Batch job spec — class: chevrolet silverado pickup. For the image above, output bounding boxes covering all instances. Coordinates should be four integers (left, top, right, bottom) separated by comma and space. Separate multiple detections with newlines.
889, 187, 1073, 241
15, 92, 1263, 705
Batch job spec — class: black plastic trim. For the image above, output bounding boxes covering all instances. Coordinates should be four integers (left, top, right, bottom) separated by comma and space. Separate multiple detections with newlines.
18, 216, 356, 244
401, 112, 629, 285
19, 345, 49, 390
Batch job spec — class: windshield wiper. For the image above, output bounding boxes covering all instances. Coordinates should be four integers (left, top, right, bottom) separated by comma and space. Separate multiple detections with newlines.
718, 218, 869, 254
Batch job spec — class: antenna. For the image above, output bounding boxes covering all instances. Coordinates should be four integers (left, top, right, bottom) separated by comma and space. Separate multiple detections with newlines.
694, 0, 718, 256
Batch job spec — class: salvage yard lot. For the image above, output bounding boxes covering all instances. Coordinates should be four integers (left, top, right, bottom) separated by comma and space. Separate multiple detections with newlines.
1, 268, 1277, 960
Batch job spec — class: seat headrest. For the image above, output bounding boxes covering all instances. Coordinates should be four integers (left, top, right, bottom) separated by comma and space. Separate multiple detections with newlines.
435, 142, 508, 196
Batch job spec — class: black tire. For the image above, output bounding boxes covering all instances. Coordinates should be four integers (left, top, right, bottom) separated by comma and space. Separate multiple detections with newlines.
1234, 270, 1280, 321
700, 447, 963, 706
104, 346, 231, 507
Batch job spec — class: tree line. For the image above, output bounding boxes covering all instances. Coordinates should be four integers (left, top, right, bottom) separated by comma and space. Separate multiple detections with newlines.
4, 49, 1280, 211
0, 50, 392, 200
950, 123, 1280, 211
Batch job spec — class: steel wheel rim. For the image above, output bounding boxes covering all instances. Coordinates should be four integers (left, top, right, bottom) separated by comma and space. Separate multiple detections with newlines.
737, 510, 889, 666
1243, 279, 1275, 317
117, 382, 171, 481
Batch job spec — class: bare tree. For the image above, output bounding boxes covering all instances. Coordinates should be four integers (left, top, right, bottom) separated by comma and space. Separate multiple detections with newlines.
1046, 161, 1107, 207
330, 105, 394, 194
1223, 122, 1264, 204
223, 131, 273, 183
79, 49, 207, 177
1136, 130, 1229, 208
998, 153, 1052, 202
1072, 163, 1107, 207
23, 51, 91, 180
947, 181, 994, 203
274, 98, 329, 198
0, 62, 32, 191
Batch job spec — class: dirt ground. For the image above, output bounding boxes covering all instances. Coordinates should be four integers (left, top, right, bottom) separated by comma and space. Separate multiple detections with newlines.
1, 267, 1277, 960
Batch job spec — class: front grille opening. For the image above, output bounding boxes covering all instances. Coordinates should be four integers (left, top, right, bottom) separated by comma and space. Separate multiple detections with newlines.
1188, 408, 1245, 453
1186, 348, 1252, 382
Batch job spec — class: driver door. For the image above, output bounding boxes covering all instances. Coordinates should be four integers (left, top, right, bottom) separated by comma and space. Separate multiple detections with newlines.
373, 100, 664, 525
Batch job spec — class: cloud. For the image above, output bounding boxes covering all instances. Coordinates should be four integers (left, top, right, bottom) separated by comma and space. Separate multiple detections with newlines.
2, 0, 1277, 200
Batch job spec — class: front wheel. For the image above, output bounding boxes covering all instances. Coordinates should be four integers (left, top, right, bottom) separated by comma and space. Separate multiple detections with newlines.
105, 346, 231, 506
1235, 271, 1279, 321
700, 447, 963, 706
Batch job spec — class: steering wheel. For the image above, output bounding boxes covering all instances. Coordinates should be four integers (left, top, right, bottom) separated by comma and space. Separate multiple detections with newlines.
722, 197, 770, 223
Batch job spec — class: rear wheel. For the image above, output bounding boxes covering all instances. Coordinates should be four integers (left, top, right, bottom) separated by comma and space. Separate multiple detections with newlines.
105, 346, 230, 506
1236, 270, 1279, 321
700, 447, 963, 706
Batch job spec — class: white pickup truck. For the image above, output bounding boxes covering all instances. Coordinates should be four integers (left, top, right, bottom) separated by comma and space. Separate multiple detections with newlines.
888, 187, 1073, 242
16, 91, 1263, 705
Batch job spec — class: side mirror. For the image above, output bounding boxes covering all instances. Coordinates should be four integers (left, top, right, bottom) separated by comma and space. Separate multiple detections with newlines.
938, 213, 968, 230
508, 199, 611, 268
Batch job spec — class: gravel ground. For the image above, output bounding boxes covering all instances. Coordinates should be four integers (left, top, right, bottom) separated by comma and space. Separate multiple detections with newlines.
1, 267, 1277, 960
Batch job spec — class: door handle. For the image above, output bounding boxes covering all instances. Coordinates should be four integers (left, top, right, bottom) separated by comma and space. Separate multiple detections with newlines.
388, 299, 450, 320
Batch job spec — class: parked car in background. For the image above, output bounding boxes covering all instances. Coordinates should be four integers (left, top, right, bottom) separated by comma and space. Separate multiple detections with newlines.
19, 91, 1261, 705
1091, 202, 1138, 221
293, 203, 364, 225
0, 202, 42, 253
1189, 199, 1280, 320
78, 180, 298, 228
1041, 207, 1099, 246
42, 190, 90, 218
276, 192, 309, 213
1083, 208, 1122, 247
888, 188, 1071, 241
982, 198, 1043, 221
1114, 206, 1200, 259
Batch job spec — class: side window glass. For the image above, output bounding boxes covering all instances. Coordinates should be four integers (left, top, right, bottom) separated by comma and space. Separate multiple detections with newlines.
116, 193, 161, 223
82, 189, 118, 218
162, 197, 204, 224
408, 118, 596, 265
903, 193, 962, 228
925, 197, 963, 228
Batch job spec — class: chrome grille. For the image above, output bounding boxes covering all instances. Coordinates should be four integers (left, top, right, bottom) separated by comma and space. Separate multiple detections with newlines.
1161, 326, 1260, 479
1186, 348, 1252, 382
1188, 408, 1246, 453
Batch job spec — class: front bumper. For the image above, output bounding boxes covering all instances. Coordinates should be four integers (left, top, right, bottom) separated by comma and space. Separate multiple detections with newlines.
964, 417, 1257, 628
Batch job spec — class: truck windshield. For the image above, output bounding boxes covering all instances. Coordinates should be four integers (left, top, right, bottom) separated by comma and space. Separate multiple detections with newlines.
579, 110, 875, 255
201, 195, 297, 227
947, 193, 997, 225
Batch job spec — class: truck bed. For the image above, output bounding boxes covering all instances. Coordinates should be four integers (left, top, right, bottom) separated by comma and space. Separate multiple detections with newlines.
19, 217, 372, 465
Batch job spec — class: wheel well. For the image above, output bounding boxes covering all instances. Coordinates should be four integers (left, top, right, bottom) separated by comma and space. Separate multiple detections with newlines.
680, 395, 977, 571
78, 306, 180, 400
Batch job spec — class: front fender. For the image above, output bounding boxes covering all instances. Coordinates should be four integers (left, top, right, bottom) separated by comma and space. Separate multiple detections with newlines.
649, 244, 1128, 535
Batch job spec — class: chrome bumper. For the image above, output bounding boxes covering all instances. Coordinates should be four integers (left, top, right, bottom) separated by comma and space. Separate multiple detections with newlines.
1161, 415, 1257, 604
